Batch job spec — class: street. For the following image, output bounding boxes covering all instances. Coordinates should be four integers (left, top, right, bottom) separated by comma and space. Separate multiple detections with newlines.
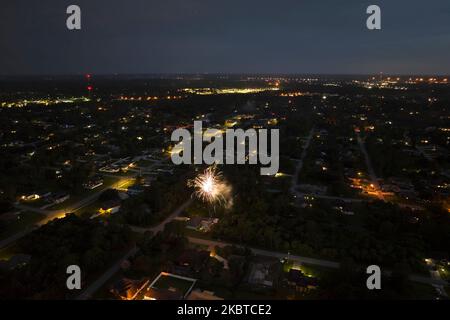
76, 197, 193, 300
75, 246, 138, 300
355, 130, 384, 201
187, 237, 447, 287
1, 176, 135, 249
290, 128, 315, 195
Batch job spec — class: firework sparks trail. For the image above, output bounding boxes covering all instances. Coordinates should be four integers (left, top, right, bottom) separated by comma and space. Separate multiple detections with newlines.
188, 165, 232, 207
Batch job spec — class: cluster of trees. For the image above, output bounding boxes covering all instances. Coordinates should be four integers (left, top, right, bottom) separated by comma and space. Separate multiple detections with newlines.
365, 133, 433, 180
0, 214, 133, 299
298, 126, 362, 197
129, 221, 221, 283
311, 259, 425, 299
128, 221, 189, 277
0, 147, 97, 200
127, 221, 252, 296
0, 199, 14, 234
119, 174, 190, 227
57, 162, 96, 194
212, 167, 450, 272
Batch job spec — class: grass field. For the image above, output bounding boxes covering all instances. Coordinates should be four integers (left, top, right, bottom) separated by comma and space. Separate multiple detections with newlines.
74, 200, 102, 219
0, 244, 22, 260
0, 211, 45, 240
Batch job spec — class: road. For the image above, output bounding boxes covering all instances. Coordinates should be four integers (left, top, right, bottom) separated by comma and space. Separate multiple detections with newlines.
130, 198, 193, 234
75, 246, 139, 300
76, 197, 193, 300
355, 130, 384, 201
426, 262, 449, 297
290, 128, 315, 194
293, 192, 366, 203
187, 236, 340, 268
409, 274, 449, 287
14, 176, 135, 217
187, 237, 447, 286
1, 176, 135, 250
78, 194, 447, 299
0, 228, 36, 250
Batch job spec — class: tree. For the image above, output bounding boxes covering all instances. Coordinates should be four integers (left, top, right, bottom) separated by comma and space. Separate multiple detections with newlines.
99, 189, 120, 202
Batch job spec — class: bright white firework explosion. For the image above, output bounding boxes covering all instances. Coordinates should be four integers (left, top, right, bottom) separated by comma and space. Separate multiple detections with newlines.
188, 165, 232, 208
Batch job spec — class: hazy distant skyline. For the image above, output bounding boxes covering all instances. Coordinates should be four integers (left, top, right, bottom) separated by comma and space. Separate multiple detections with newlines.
1, 0, 450, 75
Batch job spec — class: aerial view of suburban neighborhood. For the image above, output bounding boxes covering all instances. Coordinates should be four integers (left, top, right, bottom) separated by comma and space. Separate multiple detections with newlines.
0, 74, 449, 300
0, 1, 449, 306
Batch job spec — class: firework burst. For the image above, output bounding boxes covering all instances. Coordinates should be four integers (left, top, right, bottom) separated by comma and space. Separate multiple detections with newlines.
188, 165, 231, 207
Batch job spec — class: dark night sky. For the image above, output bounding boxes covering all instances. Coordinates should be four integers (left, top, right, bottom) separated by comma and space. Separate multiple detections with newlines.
1, 0, 450, 75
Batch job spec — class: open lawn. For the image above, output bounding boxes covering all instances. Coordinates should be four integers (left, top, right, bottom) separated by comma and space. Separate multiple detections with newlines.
0, 211, 45, 240
74, 201, 102, 219
19, 198, 50, 209
0, 244, 22, 260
